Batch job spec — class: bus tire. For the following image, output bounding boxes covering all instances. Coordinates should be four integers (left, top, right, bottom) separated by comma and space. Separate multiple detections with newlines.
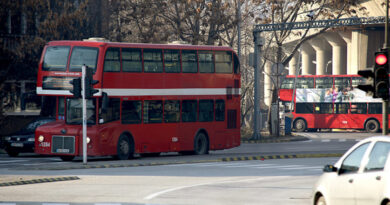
60, 156, 75, 161
365, 119, 379, 133
294, 119, 307, 132
194, 132, 209, 155
116, 134, 133, 160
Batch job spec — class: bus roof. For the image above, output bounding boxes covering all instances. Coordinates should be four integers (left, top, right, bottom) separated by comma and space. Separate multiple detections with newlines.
46, 40, 236, 52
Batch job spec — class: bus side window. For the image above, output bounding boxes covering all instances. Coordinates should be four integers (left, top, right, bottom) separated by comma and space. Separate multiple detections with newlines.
351, 103, 367, 114
334, 103, 349, 114
199, 100, 214, 122
199, 51, 214, 73
144, 49, 163, 73
182, 50, 198, 73
144, 100, 163, 123
104, 48, 120, 72
315, 103, 333, 114
368, 103, 382, 114
215, 51, 232, 73
99, 98, 120, 124
215, 100, 225, 121
296, 103, 314, 114
182, 100, 197, 122
164, 50, 180, 73
122, 48, 142, 72
164, 100, 180, 123
122, 101, 142, 124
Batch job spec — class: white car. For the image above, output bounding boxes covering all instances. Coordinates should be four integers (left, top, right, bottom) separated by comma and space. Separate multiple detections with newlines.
312, 136, 390, 205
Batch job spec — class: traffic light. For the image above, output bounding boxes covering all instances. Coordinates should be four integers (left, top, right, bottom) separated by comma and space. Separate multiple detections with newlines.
69, 78, 82, 98
84, 66, 99, 98
374, 49, 389, 100
357, 69, 375, 96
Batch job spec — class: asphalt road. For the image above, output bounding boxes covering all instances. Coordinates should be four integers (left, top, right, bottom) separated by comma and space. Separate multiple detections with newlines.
0, 131, 377, 205
0, 157, 339, 205
0, 131, 365, 170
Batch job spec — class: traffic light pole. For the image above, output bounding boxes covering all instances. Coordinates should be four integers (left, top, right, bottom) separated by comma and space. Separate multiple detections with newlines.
384, 0, 389, 136
81, 65, 88, 164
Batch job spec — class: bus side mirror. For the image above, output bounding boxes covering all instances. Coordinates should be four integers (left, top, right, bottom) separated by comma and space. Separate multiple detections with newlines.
101, 92, 109, 113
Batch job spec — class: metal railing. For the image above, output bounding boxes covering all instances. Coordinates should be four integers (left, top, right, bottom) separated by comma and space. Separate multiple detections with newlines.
254, 16, 386, 32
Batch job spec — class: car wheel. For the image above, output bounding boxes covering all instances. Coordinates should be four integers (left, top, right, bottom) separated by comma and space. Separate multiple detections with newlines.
316, 196, 326, 205
194, 132, 209, 155
294, 119, 307, 132
365, 119, 379, 133
60, 156, 75, 161
116, 135, 133, 160
6, 148, 19, 157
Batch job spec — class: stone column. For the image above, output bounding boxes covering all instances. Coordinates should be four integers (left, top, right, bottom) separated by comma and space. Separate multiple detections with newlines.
264, 61, 272, 107
339, 31, 352, 74
350, 30, 368, 74
310, 37, 332, 75
288, 53, 299, 75
323, 32, 347, 75
300, 43, 316, 75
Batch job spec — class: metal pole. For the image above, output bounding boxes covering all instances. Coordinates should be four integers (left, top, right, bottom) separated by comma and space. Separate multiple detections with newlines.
252, 31, 263, 139
237, 0, 241, 58
252, 31, 260, 139
383, 0, 389, 136
82, 65, 88, 164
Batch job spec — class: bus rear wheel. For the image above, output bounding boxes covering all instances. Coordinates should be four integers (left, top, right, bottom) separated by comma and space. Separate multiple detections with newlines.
365, 119, 379, 133
194, 132, 209, 155
116, 135, 133, 160
294, 119, 307, 132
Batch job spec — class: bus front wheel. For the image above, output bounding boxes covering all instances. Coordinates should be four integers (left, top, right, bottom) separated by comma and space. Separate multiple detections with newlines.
116, 135, 133, 160
365, 119, 379, 133
194, 132, 209, 155
294, 119, 307, 132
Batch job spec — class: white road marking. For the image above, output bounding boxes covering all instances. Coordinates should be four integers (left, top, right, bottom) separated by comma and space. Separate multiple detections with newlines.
144, 176, 290, 200
0, 160, 28, 164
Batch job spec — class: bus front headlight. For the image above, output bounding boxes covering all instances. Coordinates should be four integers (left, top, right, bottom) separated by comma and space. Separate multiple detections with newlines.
86, 137, 91, 144
38, 135, 45, 142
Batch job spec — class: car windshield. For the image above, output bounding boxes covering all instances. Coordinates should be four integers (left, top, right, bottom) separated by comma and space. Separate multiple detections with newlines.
66, 99, 96, 124
18, 119, 54, 134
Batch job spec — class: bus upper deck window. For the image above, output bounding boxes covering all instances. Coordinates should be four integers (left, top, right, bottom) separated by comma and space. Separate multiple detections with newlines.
69, 47, 99, 72
43, 46, 70, 71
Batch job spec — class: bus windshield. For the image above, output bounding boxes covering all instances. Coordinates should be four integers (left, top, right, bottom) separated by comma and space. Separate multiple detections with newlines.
43, 46, 98, 71
66, 99, 96, 124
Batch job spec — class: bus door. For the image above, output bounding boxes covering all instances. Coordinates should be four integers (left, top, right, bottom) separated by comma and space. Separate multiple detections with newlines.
314, 103, 334, 129
97, 98, 121, 154
334, 103, 350, 129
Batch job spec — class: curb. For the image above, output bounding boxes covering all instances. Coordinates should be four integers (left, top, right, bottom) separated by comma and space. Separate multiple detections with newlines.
221, 153, 343, 161
0, 176, 80, 187
28, 153, 343, 171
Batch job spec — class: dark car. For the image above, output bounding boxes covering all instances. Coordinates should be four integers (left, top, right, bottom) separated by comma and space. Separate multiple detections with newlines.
3, 117, 55, 157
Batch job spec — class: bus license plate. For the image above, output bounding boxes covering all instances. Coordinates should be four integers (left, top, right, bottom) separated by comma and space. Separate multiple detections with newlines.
11, 143, 23, 147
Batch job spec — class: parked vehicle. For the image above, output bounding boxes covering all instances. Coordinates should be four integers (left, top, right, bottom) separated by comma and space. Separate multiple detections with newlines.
312, 136, 390, 205
3, 117, 55, 157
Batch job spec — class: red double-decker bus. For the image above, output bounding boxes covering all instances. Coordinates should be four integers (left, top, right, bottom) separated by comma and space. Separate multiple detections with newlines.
34, 38, 241, 161
280, 74, 387, 133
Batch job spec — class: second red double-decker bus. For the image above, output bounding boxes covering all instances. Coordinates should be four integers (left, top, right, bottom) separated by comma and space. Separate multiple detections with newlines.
35, 38, 241, 161
280, 74, 387, 133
